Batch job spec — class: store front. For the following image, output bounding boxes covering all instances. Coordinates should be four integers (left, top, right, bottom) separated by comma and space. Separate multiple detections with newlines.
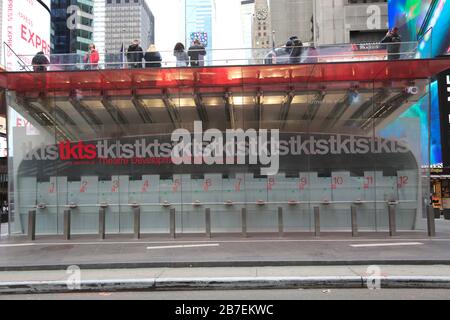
3, 59, 449, 236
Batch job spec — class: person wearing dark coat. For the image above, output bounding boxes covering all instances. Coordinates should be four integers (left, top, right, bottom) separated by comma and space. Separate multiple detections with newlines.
31, 51, 50, 72
144, 45, 162, 68
288, 36, 303, 64
381, 27, 402, 60
126, 40, 144, 68
188, 40, 207, 67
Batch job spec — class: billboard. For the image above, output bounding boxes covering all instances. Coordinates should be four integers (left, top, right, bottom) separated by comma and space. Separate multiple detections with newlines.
2, 0, 51, 71
388, 0, 450, 58
438, 69, 450, 169
388, 0, 450, 169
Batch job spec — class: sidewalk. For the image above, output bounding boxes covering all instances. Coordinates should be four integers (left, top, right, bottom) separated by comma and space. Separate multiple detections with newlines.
0, 219, 450, 271
0, 265, 450, 295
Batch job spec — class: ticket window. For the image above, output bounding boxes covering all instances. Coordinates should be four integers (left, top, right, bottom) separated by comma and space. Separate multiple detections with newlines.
309, 173, 331, 203
245, 173, 269, 203
397, 170, 419, 230
17, 177, 37, 234
298, 173, 312, 203
68, 176, 99, 234
222, 174, 246, 204
128, 175, 160, 207
267, 174, 288, 203
397, 170, 418, 209
331, 172, 363, 205
159, 176, 182, 208
131, 175, 168, 234
179, 174, 205, 233
36, 177, 68, 234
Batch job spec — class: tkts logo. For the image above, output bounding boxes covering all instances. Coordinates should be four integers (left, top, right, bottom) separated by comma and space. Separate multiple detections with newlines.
21, 139, 174, 161
21, 141, 98, 161
59, 141, 97, 160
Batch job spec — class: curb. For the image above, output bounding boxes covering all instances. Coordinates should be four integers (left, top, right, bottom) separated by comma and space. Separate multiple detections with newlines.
1, 276, 450, 295
3, 260, 450, 271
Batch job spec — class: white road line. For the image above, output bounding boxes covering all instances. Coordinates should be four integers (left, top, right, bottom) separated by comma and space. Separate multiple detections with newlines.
0, 239, 447, 249
350, 242, 424, 248
147, 244, 220, 250
0, 243, 37, 248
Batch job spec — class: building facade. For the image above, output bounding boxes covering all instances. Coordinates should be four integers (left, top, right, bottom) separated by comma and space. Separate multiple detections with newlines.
92, 0, 106, 61
102, 0, 154, 57
51, 0, 94, 55
240, 0, 255, 63
185, 0, 213, 65
252, 0, 272, 62
0, 0, 3, 68
268, 0, 387, 46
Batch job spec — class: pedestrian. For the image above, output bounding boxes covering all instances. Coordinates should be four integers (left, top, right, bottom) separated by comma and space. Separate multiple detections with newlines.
188, 40, 207, 67
126, 40, 144, 69
381, 27, 402, 61
144, 44, 162, 68
83, 44, 100, 70
289, 36, 303, 64
174, 42, 189, 67
31, 51, 50, 72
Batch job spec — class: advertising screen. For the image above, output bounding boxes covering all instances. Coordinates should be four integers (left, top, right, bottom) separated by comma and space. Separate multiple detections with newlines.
388, 0, 450, 58
388, 0, 450, 168
2, 0, 51, 71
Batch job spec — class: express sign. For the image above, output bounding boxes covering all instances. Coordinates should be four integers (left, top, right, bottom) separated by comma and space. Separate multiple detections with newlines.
2, 0, 51, 71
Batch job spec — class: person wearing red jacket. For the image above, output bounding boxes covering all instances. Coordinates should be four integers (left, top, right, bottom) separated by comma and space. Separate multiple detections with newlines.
84, 44, 100, 70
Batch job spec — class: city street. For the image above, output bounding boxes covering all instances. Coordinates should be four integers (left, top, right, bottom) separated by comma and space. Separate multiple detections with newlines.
1, 289, 449, 300
1, 219, 450, 270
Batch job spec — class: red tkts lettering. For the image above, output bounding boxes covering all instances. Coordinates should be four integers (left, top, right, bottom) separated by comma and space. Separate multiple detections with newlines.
59, 141, 97, 160
20, 24, 49, 54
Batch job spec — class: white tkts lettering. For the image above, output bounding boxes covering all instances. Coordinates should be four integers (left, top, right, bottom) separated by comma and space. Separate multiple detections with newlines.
21, 132, 411, 167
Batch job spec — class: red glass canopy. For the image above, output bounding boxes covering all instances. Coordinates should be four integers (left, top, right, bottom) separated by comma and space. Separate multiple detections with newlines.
1, 58, 449, 93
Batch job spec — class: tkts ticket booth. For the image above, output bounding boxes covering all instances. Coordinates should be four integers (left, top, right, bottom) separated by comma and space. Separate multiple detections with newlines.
1, 58, 449, 238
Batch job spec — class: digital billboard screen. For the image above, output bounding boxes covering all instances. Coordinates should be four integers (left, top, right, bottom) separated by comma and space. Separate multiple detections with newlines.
388, 0, 450, 58
388, 0, 450, 169
2, 0, 51, 71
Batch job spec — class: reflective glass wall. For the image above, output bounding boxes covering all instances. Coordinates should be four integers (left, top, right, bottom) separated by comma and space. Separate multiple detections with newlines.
6, 69, 431, 236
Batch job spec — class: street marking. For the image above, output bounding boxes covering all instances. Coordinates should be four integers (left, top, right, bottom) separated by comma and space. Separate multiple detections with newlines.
350, 242, 424, 248
147, 244, 220, 250
0, 239, 448, 249
0, 243, 37, 248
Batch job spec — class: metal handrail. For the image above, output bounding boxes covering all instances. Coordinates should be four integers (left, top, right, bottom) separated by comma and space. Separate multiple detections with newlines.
3, 41, 421, 72
2, 42, 33, 72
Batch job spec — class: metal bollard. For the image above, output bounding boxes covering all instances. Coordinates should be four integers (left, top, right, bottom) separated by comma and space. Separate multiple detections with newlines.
64, 210, 71, 241
170, 208, 176, 239
241, 208, 247, 238
427, 205, 436, 237
99, 208, 106, 240
133, 207, 141, 240
314, 207, 320, 237
278, 207, 284, 237
28, 210, 36, 241
205, 208, 211, 238
351, 206, 358, 237
388, 204, 397, 237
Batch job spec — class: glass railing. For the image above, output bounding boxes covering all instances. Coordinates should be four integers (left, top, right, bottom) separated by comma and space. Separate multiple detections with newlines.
2, 41, 424, 72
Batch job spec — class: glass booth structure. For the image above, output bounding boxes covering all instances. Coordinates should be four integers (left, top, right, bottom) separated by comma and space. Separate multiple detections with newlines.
3, 59, 449, 236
